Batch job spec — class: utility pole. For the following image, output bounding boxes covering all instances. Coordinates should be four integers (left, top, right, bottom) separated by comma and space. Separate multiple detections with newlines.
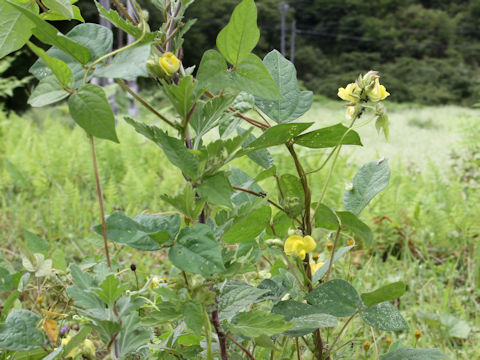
280, 2, 289, 56
290, 20, 296, 63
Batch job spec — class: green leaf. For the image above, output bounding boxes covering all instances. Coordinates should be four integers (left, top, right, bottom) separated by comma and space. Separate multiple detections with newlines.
336, 211, 373, 247
313, 203, 339, 230
223, 206, 271, 244
376, 114, 390, 140
0, 0, 36, 59
278, 174, 305, 218
162, 75, 197, 121
0, 291, 20, 322
239, 131, 274, 169
43, 0, 73, 19
68, 84, 119, 142
255, 50, 312, 123
190, 93, 234, 147
93, 211, 180, 250
312, 245, 355, 283
28, 75, 69, 107
6, 0, 90, 64
143, 302, 181, 325
305, 279, 364, 317
233, 54, 282, 100
228, 310, 293, 338
182, 302, 204, 336
161, 183, 205, 221
30, 23, 113, 87
156, 129, 198, 179
344, 159, 390, 215
63, 327, 90, 358
243, 122, 313, 152
96, 1, 155, 42
23, 229, 50, 255
168, 224, 225, 276
218, 281, 269, 321
42, 344, 64, 360
94, 43, 150, 80
197, 172, 233, 208
94, 274, 127, 306
361, 282, 406, 307
51, 248, 67, 271
360, 302, 409, 331
196, 49, 230, 92
0, 310, 45, 350
295, 123, 362, 149
216, 0, 259, 66
381, 348, 448, 360
272, 300, 338, 337
41, 4, 84, 22
0, 267, 13, 291
69, 264, 96, 290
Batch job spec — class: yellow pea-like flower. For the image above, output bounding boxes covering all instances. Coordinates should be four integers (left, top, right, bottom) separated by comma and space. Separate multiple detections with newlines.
366, 78, 389, 102
337, 82, 359, 102
310, 262, 325, 275
159, 52, 180, 76
284, 235, 316, 260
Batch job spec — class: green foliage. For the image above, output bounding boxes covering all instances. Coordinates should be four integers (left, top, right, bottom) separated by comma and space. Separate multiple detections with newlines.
0, 310, 45, 350
344, 159, 391, 215
216, 0, 259, 67
68, 84, 119, 142
0, 1, 462, 359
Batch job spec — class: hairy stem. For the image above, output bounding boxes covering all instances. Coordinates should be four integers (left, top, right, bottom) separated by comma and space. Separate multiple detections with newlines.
115, 79, 177, 129
232, 186, 302, 226
211, 308, 229, 360
226, 334, 255, 360
90, 136, 111, 268
111, 0, 137, 25
286, 144, 312, 235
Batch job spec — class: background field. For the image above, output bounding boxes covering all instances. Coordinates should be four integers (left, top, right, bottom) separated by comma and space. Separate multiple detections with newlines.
1, 96, 479, 358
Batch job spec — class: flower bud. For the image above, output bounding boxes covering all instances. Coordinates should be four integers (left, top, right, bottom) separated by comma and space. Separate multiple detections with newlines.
386, 337, 392, 347
363, 341, 371, 351
312, 252, 319, 261
37, 297, 42, 304
265, 238, 284, 248
346, 239, 355, 246
130, 264, 137, 272
326, 241, 333, 251
415, 330, 421, 339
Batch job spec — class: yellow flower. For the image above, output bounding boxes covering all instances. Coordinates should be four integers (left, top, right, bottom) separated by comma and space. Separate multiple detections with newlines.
366, 78, 389, 102
82, 339, 95, 357
284, 235, 316, 260
310, 262, 325, 275
148, 276, 161, 290
337, 83, 359, 102
159, 52, 180, 76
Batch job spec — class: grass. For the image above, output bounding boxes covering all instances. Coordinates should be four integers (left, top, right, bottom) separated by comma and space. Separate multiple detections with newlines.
0, 98, 479, 358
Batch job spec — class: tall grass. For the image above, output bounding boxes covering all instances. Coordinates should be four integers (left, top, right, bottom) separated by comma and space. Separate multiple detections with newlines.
1, 100, 479, 358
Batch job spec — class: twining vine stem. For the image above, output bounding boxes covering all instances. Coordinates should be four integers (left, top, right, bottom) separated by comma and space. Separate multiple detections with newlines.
89, 136, 111, 268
